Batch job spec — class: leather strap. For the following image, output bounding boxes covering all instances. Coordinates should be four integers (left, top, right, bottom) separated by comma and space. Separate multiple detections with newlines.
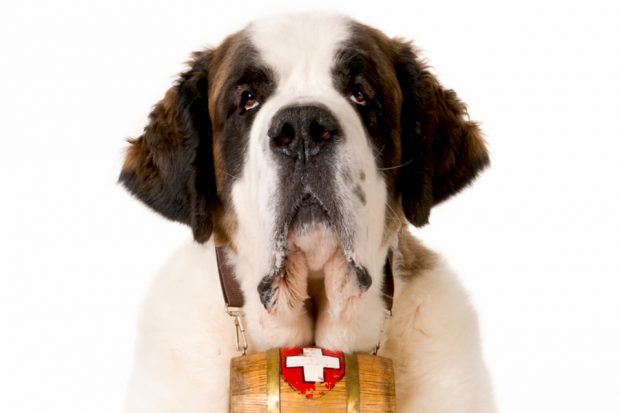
382, 250, 394, 313
215, 247, 394, 312
215, 247, 245, 308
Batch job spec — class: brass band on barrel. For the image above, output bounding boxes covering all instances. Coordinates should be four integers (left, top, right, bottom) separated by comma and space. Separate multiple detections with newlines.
266, 348, 280, 413
345, 354, 360, 413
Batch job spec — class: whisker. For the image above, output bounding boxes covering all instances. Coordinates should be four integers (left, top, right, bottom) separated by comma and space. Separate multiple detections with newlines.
375, 144, 387, 158
384, 200, 398, 221
378, 158, 415, 171
217, 167, 240, 180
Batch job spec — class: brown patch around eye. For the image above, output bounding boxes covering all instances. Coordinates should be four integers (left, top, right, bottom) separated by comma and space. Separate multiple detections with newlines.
351, 87, 367, 105
349, 76, 375, 106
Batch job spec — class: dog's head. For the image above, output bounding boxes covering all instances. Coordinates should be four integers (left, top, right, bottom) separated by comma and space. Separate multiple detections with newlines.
120, 13, 488, 307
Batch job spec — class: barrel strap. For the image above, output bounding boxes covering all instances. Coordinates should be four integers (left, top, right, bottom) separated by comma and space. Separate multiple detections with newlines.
345, 354, 361, 413
215, 247, 245, 308
266, 348, 281, 413
382, 249, 394, 313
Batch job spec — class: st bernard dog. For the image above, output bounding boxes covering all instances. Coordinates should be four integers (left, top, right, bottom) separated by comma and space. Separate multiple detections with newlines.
120, 12, 495, 413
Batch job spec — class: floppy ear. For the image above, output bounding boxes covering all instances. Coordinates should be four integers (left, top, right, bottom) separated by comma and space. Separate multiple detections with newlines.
394, 42, 490, 227
119, 52, 218, 242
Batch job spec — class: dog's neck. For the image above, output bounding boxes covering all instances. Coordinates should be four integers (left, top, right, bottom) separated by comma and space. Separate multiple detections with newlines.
215, 243, 393, 352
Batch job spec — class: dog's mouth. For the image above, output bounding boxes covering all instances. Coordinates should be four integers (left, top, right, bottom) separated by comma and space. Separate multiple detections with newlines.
271, 190, 335, 271
258, 190, 372, 311
286, 192, 339, 272
289, 192, 330, 232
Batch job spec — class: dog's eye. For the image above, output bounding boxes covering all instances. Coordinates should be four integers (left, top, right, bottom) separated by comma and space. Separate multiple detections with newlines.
239, 90, 260, 112
350, 85, 368, 106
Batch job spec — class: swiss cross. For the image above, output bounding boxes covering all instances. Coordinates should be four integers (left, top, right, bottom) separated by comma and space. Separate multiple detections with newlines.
285, 347, 341, 382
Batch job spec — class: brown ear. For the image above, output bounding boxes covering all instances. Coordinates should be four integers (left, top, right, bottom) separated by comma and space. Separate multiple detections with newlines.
119, 52, 218, 242
394, 42, 490, 227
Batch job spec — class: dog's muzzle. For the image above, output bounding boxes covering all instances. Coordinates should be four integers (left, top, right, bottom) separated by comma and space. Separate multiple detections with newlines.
268, 104, 342, 162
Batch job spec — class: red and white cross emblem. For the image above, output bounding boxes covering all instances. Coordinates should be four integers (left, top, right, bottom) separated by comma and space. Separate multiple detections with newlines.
285, 347, 340, 382
280, 347, 346, 399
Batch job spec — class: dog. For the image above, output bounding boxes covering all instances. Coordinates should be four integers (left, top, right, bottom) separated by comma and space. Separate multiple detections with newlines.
119, 12, 495, 412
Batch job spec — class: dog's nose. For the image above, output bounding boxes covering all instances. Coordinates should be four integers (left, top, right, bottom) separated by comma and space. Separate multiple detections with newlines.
268, 105, 341, 161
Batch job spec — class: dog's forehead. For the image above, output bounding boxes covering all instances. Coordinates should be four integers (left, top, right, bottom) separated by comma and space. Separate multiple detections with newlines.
246, 13, 352, 89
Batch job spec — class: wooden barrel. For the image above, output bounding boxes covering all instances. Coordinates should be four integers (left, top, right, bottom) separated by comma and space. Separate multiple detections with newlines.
230, 347, 396, 412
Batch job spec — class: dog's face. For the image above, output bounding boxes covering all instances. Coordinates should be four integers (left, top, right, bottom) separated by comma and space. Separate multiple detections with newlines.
120, 13, 488, 310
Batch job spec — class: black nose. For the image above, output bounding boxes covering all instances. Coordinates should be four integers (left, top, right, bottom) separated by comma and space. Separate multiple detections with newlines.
268, 105, 341, 161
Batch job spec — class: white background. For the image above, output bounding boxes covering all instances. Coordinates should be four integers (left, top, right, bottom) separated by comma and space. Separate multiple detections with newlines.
1, 0, 619, 412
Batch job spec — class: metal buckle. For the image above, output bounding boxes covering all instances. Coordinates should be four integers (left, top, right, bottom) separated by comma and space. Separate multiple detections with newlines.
226, 306, 248, 355
372, 308, 392, 355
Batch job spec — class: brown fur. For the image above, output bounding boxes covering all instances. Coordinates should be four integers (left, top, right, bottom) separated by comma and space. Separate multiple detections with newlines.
119, 34, 255, 244
206, 32, 247, 195
395, 226, 438, 279
273, 250, 311, 316
120, 22, 488, 247
337, 22, 488, 237
338, 24, 406, 246
121, 87, 182, 178
392, 39, 490, 227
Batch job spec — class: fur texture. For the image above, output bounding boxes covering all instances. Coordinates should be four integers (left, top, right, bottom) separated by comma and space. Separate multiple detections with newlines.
121, 12, 495, 412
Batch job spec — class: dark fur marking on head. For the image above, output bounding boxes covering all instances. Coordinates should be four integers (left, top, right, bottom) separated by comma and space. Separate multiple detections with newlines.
119, 58, 218, 242
334, 22, 489, 228
393, 41, 489, 226
332, 23, 403, 227
210, 38, 276, 195
119, 32, 276, 244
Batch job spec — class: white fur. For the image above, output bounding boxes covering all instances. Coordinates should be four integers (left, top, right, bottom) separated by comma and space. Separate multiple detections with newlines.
126, 239, 496, 412
231, 12, 390, 353
384, 252, 496, 412
125, 13, 495, 412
